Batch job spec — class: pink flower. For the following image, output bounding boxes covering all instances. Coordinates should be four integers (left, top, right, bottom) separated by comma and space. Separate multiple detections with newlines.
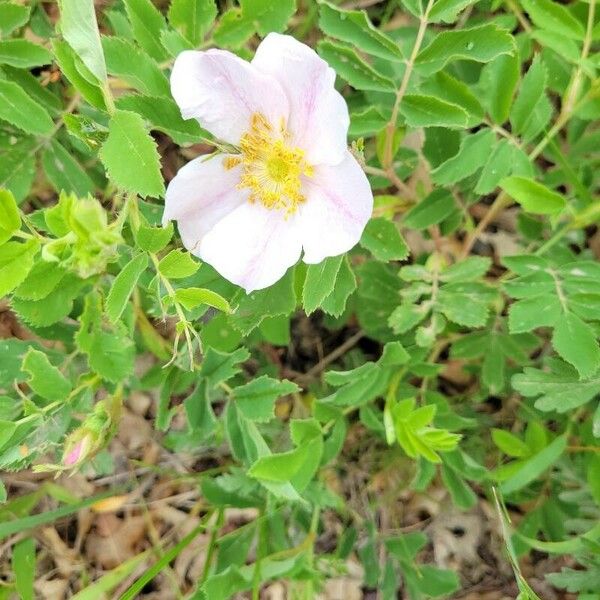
163, 33, 373, 293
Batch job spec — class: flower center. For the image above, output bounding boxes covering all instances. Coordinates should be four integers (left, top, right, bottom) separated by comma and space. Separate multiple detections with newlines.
224, 113, 313, 215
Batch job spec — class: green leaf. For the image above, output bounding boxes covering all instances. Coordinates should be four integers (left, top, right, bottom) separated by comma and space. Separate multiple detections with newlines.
520, 0, 585, 40
428, 0, 478, 23
102, 37, 170, 97
213, 9, 254, 48
100, 109, 165, 198
321, 256, 357, 317
0, 39, 52, 68
42, 140, 96, 197
512, 364, 600, 413
552, 312, 600, 380
106, 254, 148, 323
302, 255, 344, 315
492, 429, 530, 458
14, 261, 67, 301
12, 537, 35, 600
174, 287, 231, 313
0, 136, 36, 204
0, 189, 21, 245
475, 139, 518, 194
168, 0, 216, 45
57, 0, 107, 82
123, 0, 169, 61
403, 188, 455, 229
76, 293, 135, 383
508, 294, 561, 333
240, 0, 295, 35
415, 24, 515, 76
440, 256, 491, 282
500, 176, 566, 215
317, 40, 396, 92
158, 249, 199, 279
233, 375, 299, 422
52, 39, 106, 110
318, 1, 403, 61
22, 348, 72, 402
399, 94, 469, 128
510, 56, 547, 135
0, 239, 38, 298
479, 53, 519, 124
231, 269, 296, 334
199, 346, 250, 387
431, 129, 495, 185
360, 217, 409, 262
438, 282, 495, 327
0, 3, 30, 36
116, 94, 204, 145
134, 219, 173, 253
500, 435, 567, 495
441, 463, 477, 508
0, 80, 54, 136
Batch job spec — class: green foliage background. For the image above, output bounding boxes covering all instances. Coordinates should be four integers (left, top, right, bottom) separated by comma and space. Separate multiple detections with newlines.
0, 0, 599, 598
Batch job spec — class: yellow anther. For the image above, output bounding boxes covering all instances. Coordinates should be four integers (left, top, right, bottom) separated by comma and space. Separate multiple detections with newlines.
223, 112, 313, 215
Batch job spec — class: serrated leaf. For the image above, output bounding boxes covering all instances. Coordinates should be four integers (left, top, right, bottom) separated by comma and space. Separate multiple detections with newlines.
134, 220, 173, 253
415, 24, 515, 76
321, 256, 357, 317
428, 0, 478, 23
399, 94, 469, 128
403, 188, 455, 229
231, 269, 296, 334
317, 40, 396, 92
168, 0, 216, 45
100, 109, 165, 198
552, 312, 600, 380
500, 176, 566, 215
319, 1, 403, 61
233, 375, 299, 422
0, 39, 52, 68
22, 348, 71, 402
213, 9, 254, 48
14, 261, 67, 301
475, 139, 517, 194
431, 129, 495, 185
360, 217, 409, 262
0, 189, 20, 245
116, 94, 204, 145
0, 240, 39, 298
106, 254, 148, 322
512, 364, 600, 413
57, 0, 107, 82
508, 294, 561, 333
200, 346, 250, 387
520, 0, 585, 40
52, 39, 106, 110
479, 53, 519, 124
0, 80, 54, 136
42, 140, 96, 197
102, 37, 170, 97
510, 56, 547, 135
302, 255, 344, 315
123, 0, 169, 61
174, 287, 231, 313
158, 249, 199, 279
240, 0, 295, 35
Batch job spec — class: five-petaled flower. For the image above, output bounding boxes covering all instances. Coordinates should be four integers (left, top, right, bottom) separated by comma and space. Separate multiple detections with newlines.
163, 33, 374, 292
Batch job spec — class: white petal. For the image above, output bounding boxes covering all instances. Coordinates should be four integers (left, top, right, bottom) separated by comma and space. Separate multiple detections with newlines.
170, 49, 289, 144
163, 155, 247, 252
299, 151, 373, 264
198, 203, 302, 293
252, 33, 349, 166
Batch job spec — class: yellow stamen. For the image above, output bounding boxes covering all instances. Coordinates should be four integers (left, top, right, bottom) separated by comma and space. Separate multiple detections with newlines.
223, 113, 313, 215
